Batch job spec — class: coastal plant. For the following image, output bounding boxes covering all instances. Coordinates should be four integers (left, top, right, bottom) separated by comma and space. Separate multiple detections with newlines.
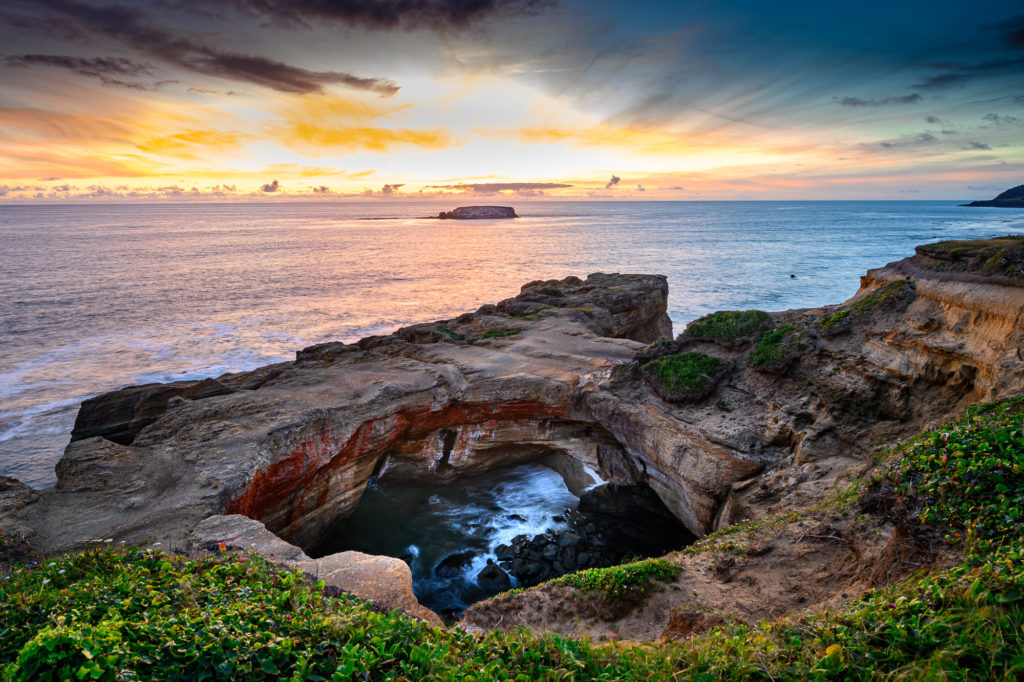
819, 279, 914, 332
435, 325, 466, 341
916, 236, 1024, 278
481, 328, 523, 339
746, 324, 804, 371
643, 352, 726, 395
683, 310, 774, 343
549, 558, 681, 603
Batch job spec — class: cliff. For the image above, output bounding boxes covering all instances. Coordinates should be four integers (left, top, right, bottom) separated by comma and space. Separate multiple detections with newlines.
962, 183, 1024, 208
2, 237, 1024, 634
438, 206, 518, 219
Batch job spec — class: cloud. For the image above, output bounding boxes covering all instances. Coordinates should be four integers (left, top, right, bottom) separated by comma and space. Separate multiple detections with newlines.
426, 182, 571, 193
912, 73, 971, 91
636, 184, 645, 191
982, 113, 1021, 125
215, 0, 555, 31
28, 0, 398, 95
1006, 15, 1024, 49
875, 132, 939, 149
668, 186, 685, 190
832, 94, 921, 107
964, 141, 991, 150
312, 185, 331, 193
3, 53, 153, 89
260, 179, 279, 192
925, 115, 942, 124
605, 175, 620, 189
381, 183, 404, 194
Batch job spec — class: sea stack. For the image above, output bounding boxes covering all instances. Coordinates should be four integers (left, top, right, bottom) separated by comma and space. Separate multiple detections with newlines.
438, 206, 518, 219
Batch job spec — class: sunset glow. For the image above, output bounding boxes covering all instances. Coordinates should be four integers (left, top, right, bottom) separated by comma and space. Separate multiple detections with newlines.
1, 0, 1022, 201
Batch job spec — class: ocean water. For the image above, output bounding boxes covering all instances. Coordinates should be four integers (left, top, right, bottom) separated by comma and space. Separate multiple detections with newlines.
312, 462, 585, 615
1, 200, 1022, 488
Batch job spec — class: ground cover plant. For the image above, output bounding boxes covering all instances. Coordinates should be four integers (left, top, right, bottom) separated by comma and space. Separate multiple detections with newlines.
819, 279, 913, 331
3, 397, 1023, 680
643, 352, 726, 395
746, 324, 803, 371
683, 310, 773, 342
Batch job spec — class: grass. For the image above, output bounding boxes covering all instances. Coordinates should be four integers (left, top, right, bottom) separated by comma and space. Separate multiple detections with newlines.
819, 279, 913, 330
643, 352, 726, 393
481, 328, 523, 339
436, 325, 466, 341
916, 236, 1024, 279
4, 399, 1024, 679
746, 324, 802, 370
549, 559, 681, 603
683, 310, 773, 342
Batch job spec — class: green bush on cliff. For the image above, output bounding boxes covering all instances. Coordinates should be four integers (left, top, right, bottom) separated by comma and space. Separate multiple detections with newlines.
819, 279, 913, 331
643, 352, 725, 393
746, 324, 803, 370
683, 310, 773, 342
550, 558, 681, 603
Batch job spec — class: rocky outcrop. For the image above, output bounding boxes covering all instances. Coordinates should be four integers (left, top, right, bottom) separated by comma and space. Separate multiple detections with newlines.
2, 239, 1023, 595
192, 514, 442, 626
438, 206, 518, 219
963, 184, 1024, 208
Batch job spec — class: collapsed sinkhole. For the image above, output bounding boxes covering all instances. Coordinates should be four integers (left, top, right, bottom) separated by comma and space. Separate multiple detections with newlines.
308, 452, 695, 620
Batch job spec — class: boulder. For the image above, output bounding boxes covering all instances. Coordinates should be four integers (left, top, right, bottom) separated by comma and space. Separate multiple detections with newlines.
476, 560, 511, 591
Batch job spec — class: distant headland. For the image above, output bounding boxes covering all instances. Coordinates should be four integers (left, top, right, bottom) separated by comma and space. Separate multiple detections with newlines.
438, 206, 518, 219
963, 183, 1024, 208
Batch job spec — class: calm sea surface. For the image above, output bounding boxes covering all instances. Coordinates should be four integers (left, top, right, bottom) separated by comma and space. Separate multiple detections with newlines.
2, 200, 1022, 488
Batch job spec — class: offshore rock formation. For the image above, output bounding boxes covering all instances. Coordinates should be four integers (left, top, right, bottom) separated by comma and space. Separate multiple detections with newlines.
438, 206, 518, 219
2, 237, 1024, 621
962, 183, 1024, 208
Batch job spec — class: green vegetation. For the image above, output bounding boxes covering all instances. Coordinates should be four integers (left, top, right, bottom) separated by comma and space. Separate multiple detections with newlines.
3, 399, 1024, 679
643, 352, 726, 393
509, 309, 557, 321
0, 547, 686, 680
819, 279, 913, 330
916, 236, 1024, 278
683, 310, 773, 342
746, 324, 802, 370
481, 328, 523, 339
435, 325, 465, 341
550, 559, 681, 603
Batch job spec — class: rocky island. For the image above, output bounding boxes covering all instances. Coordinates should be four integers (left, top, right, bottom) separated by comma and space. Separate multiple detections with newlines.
963, 183, 1024, 208
2, 236, 1024, 678
438, 206, 518, 219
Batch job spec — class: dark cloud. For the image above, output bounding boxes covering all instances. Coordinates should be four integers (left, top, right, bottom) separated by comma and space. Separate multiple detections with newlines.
312, 185, 331, 193
833, 94, 921, 107
668, 186, 685, 190
22, 0, 398, 95
982, 113, 1021, 125
605, 175, 620, 189
210, 0, 556, 31
912, 73, 971, 91
636, 184, 644, 191
1006, 15, 1024, 48
427, 182, 571, 193
925, 115, 941, 124
260, 179, 279, 192
3, 53, 153, 89
964, 141, 992, 150
381, 183, 404, 194
876, 132, 938, 149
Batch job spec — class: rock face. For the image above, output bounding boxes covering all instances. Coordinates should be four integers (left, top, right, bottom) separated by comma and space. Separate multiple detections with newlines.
3, 239, 1024, 586
963, 184, 1024, 208
438, 206, 518, 219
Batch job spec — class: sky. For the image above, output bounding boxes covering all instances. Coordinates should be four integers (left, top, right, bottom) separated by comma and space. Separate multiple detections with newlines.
0, 0, 1022, 202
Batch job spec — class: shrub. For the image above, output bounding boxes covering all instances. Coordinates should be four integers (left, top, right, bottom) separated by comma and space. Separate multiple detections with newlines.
643, 352, 728, 401
683, 310, 773, 342
747, 324, 803, 371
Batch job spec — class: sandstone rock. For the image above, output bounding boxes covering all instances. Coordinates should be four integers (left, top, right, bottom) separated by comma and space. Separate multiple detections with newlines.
294, 551, 443, 626
192, 514, 309, 561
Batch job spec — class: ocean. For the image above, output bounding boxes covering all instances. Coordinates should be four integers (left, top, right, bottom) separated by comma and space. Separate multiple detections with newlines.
2, 200, 1022, 488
